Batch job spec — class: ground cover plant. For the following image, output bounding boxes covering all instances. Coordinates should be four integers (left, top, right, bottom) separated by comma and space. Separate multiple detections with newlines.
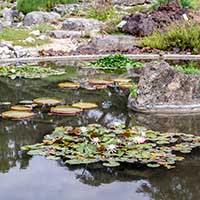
0, 65, 65, 79
0, 28, 49, 47
141, 23, 200, 54
21, 124, 200, 169
17, 0, 77, 14
173, 62, 200, 75
90, 54, 144, 71
151, 0, 195, 10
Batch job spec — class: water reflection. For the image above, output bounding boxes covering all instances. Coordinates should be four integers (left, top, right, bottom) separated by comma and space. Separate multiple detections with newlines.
1, 73, 200, 200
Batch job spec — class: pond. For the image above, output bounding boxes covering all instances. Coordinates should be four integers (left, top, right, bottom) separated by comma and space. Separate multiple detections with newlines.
1, 65, 200, 200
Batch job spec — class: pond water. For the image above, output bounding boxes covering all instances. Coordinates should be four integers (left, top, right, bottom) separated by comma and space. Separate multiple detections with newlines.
1, 66, 200, 200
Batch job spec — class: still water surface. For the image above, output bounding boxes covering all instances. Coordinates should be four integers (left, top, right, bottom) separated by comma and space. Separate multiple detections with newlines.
0, 67, 200, 200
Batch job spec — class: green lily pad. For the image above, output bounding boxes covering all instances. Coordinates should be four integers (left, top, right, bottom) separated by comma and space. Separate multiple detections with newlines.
51, 106, 82, 116
2, 110, 35, 120
88, 80, 113, 86
113, 78, 132, 84
11, 105, 33, 111
147, 163, 160, 168
72, 102, 98, 110
33, 97, 62, 106
58, 82, 80, 89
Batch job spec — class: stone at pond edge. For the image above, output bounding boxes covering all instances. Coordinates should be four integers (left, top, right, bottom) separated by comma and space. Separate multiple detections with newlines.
128, 61, 200, 113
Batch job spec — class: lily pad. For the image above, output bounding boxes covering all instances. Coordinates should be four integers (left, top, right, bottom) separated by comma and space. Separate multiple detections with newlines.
58, 82, 80, 89
33, 97, 62, 106
119, 83, 133, 90
51, 106, 82, 116
72, 102, 98, 110
11, 105, 33, 111
113, 78, 132, 84
88, 80, 113, 86
2, 110, 35, 120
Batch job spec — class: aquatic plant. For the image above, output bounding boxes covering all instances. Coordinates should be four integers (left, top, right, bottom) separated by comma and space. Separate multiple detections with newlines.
72, 102, 98, 110
21, 124, 200, 169
2, 110, 35, 120
90, 54, 144, 71
33, 97, 62, 106
51, 106, 82, 116
58, 82, 80, 89
0, 66, 65, 79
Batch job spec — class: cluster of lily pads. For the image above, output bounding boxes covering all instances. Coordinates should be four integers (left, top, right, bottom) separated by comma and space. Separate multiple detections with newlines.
21, 124, 200, 169
58, 78, 135, 90
0, 65, 65, 79
1, 97, 98, 120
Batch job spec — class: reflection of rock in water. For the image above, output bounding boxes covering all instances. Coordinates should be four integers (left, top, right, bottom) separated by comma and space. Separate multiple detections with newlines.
130, 112, 200, 135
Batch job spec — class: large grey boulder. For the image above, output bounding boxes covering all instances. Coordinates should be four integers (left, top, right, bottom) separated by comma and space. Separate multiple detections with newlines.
62, 18, 103, 32
90, 35, 139, 51
128, 61, 200, 113
24, 11, 61, 26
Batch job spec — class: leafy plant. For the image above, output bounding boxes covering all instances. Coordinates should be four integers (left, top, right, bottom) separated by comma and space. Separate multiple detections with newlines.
87, 6, 116, 22
130, 84, 138, 98
21, 124, 200, 169
90, 54, 144, 71
17, 0, 77, 14
142, 23, 200, 54
173, 62, 200, 75
0, 65, 65, 79
151, 0, 194, 10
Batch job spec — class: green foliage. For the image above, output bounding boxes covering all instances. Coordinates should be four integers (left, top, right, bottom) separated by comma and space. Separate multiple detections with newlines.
130, 84, 138, 98
32, 23, 55, 33
151, 0, 194, 10
21, 124, 200, 169
142, 23, 200, 54
173, 62, 200, 75
87, 6, 116, 22
17, 0, 77, 14
0, 28, 49, 47
0, 65, 65, 79
90, 54, 144, 71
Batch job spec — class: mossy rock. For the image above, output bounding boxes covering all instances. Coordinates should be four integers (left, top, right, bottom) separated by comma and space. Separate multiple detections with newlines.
72, 102, 98, 110
33, 97, 62, 106
2, 110, 35, 120
51, 106, 82, 115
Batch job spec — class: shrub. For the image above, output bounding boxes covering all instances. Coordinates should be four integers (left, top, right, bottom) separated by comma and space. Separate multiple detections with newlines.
151, 0, 195, 10
141, 23, 200, 54
17, 0, 77, 14
90, 54, 144, 71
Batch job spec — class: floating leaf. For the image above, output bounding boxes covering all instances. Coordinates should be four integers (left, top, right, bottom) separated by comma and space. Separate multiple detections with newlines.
2, 110, 35, 120
113, 78, 132, 84
147, 163, 160, 168
50, 106, 82, 116
72, 102, 98, 110
88, 80, 113, 86
33, 97, 62, 106
58, 82, 80, 89
11, 105, 33, 111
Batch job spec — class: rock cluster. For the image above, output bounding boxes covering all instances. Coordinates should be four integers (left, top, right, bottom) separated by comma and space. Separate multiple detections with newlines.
0, 41, 34, 59
121, 2, 187, 36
